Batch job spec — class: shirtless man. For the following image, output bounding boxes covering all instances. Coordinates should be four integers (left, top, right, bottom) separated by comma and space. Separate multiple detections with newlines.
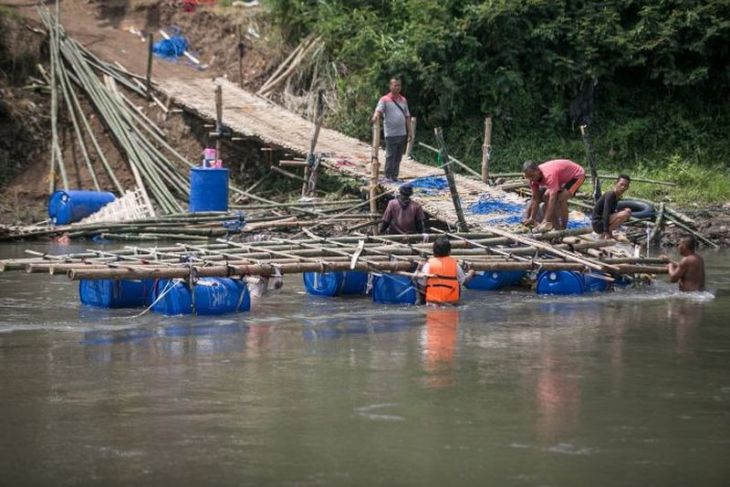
667, 236, 705, 292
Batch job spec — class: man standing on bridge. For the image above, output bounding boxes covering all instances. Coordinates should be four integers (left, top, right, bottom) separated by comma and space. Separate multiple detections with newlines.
372, 76, 412, 181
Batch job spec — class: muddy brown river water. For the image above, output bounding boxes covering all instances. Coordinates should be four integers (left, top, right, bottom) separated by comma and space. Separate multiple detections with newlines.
0, 243, 729, 486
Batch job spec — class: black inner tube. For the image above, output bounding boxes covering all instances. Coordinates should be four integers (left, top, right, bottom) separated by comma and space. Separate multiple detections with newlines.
617, 199, 656, 220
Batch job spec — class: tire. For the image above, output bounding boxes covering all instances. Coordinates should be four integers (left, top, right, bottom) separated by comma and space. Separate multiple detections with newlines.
617, 199, 655, 220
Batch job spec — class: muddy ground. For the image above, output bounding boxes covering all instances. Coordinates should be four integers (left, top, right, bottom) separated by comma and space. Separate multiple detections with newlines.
0, 0, 284, 224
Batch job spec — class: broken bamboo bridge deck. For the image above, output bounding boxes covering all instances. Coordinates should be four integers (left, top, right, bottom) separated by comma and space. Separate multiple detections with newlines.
161, 78, 536, 231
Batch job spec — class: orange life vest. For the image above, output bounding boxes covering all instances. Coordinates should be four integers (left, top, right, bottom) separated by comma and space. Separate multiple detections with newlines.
425, 257, 460, 304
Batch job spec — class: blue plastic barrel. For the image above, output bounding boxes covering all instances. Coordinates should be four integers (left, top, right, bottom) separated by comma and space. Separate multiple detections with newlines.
583, 273, 610, 293
372, 274, 419, 305
536, 271, 585, 295
152, 277, 250, 315
189, 167, 229, 212
302, 271, 368, 297
79, 279, 154, 308
466, 270, 526, 291
48, 190, 116, 225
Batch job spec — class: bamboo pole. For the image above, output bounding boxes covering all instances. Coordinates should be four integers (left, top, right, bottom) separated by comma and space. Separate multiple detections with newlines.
481, 116, 492, 183
370, 118, 381, 223
66, 260, 667, 281
418, 142, 481, 180
302, 90, 325, 196
479, 224, 619, 272
56, 50, 100, 191
665, 214, 718, 249
215, 84, 223, 158
649, 202, 665, 245
257, 38, 308, 95
237, 25, 245, 89
580, 124, 600, 201
145, 33, 154, 100
433, 127, 468, 232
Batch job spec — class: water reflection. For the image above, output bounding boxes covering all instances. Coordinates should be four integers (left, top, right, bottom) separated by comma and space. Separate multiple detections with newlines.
301, 315, 413, 341
667, 300, 704, 358
81, 323, 249, 363
534, 342, 582, 441
421, 306, 460, 388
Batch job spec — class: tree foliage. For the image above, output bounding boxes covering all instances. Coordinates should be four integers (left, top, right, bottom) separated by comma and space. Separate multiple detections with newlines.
265, 0, 730, 177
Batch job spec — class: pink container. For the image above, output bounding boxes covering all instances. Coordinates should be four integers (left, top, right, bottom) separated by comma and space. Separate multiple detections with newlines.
203, 148, 217, 161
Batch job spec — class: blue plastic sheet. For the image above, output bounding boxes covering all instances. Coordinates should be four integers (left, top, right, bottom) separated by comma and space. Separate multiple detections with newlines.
153, 28, 189, 60
469, 195, 525, 216
481, 214, 524, 226
409, 176, 449, 193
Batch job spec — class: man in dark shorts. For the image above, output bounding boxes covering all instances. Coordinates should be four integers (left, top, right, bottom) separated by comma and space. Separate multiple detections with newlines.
591, 174, 632, 239
372, 77, 412, 181
667, 236, 706, 292
523, 159, 586, 231
380, 183, 425, 234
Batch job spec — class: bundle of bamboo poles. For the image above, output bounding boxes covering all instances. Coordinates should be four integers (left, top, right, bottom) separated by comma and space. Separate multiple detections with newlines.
38, 5, 305, 217
0, 227, 669, 281
0, 201, 380, 242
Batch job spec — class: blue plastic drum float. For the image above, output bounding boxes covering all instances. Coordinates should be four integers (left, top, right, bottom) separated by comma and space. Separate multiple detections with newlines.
152, 277, 250, 315
371, 274, 419, 305
302, 271, 368, 297
535, 271, 612, 295
466, 271, 526, 291
48, 190, 116, 225
79, 277, 251, 315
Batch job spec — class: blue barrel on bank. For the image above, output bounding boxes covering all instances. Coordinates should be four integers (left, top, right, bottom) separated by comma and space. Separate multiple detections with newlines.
466, 271, 526, 291
189, 167, 229, 212
48, 190, 116, 225
79, 279, 154, 308
583, 273, 610, 293
372, 274, 419, 305
152, 277, 250, 315
302, 271, 368, 297
536, 271, 585, 296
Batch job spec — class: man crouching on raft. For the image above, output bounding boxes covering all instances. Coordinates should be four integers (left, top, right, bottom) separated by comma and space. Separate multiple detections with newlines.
523, 159, 586, 232
418, 236, 475, 305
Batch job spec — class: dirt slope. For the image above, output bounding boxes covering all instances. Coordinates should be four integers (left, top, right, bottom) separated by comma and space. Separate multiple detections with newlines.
0, 0, 276, 223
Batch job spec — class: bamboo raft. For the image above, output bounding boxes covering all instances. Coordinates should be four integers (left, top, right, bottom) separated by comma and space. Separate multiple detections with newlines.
0, 227, 668, 282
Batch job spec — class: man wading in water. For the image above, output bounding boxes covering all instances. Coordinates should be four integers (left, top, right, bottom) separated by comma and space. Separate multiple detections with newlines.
418, 236, 474, 305
380, 183, 425, 234
523, 159, 586, 232
372, 77, 412, 181
667, 236, 706, 292
591, 174, 633, 239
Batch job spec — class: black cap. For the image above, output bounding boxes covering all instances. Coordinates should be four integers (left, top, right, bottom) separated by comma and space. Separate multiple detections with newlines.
399, 183, 413, 197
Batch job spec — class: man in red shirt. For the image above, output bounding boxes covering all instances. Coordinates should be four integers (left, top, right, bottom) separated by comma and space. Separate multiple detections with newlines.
523, 159, 586, 231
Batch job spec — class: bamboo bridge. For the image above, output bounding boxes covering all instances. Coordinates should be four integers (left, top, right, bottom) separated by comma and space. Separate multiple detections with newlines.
160, 77, 538, 231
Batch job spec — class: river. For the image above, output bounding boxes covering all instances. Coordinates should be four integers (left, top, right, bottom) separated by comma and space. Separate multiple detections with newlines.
1, 243, 728, 486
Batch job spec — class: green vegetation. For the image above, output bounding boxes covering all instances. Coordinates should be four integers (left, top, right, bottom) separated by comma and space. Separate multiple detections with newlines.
263, 0, 730, 203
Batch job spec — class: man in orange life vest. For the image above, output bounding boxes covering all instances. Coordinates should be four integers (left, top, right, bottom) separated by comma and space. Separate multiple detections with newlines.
419, 236, 474, 305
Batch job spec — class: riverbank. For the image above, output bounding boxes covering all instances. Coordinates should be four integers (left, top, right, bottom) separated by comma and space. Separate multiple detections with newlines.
0, 1, 727, 248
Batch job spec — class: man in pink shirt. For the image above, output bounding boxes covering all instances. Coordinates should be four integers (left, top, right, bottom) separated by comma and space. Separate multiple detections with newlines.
522, 159, 586, 231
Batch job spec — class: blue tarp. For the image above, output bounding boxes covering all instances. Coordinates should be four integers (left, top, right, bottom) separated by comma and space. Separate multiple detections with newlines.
409, 176, 449, 192
469, 195, 525, 216
153, 28, 189, 60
